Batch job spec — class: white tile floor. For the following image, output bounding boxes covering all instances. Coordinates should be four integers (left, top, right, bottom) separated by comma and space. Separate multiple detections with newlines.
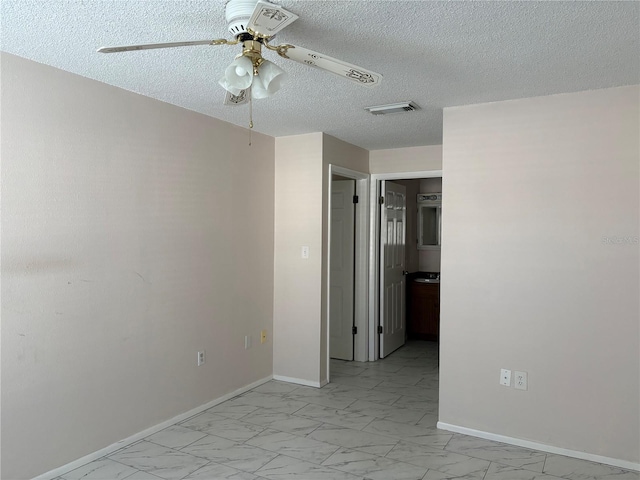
56, 341, 639, 480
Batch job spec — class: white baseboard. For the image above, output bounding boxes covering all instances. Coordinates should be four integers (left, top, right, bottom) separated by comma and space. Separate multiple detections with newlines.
437, 422, 640, 473
33, 376, 273, 480
273, 374, 321, 388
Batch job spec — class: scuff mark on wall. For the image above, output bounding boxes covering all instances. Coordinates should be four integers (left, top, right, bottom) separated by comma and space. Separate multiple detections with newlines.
133, 271, 151, 284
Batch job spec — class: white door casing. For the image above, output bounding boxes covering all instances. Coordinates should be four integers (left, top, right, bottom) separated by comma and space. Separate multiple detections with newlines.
330, 180, 355, 360
380, 181, 407, 357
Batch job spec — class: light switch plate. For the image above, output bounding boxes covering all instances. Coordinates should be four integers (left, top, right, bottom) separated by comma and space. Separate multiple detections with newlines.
301, 246, 310, 259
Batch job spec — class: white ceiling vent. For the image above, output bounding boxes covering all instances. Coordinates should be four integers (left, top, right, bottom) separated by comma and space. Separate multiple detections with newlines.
365, 102, 420, 115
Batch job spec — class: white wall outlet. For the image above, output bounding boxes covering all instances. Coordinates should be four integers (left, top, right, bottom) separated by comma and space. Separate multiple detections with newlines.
244, 335, 252, 350
301, 246, 310, 259
197, 351, 205, 366
515, 371, 528, 390
500, 368, 511, 387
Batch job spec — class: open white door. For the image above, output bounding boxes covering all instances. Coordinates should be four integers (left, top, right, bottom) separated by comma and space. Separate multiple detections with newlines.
330, 180, 355, 360
380, 181, 407, 357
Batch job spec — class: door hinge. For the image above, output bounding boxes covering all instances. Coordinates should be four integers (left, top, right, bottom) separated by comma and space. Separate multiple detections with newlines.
379, 196, 384, 205
377, 325, 383, 334
353, 195, 359, 204
352, 326, 357, 335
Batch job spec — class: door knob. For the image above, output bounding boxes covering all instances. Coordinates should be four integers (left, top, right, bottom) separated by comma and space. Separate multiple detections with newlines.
402, 270, 409, 275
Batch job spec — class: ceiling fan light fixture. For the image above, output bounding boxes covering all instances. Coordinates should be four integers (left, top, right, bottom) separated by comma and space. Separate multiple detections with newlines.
220, 55, 254, 94
252, 60, 287, 99
365, 101, 421, 115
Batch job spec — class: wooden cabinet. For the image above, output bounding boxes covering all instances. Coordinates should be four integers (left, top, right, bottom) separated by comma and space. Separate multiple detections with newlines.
408, 281, 440, 341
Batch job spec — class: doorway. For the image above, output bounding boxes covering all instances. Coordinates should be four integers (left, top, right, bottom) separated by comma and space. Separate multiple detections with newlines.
368, 170, 443, 361
326, 165, 370, 377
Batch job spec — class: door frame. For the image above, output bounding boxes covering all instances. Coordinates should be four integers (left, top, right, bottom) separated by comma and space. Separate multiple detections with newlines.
326, 165, 370, 377
368, 170, 443, 361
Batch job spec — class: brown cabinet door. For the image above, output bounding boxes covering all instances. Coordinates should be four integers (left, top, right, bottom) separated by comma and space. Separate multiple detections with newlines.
408, 283, 440, 340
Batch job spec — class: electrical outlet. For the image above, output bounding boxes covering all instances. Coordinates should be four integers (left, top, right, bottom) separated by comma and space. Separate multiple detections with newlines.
500, 368, 511, 387
245, 335, 252, 350
515, 371, 528, 390
197, 351, 205, 366
261, 330, 267, 344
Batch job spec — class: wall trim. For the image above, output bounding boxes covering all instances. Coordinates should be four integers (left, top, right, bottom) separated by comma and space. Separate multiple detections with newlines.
33, 376, 273, 480
437, 422, 640, 473
273, 374, 322, 388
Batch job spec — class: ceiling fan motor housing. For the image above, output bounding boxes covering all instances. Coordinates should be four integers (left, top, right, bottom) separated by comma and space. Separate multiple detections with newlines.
225, 0, 259, 37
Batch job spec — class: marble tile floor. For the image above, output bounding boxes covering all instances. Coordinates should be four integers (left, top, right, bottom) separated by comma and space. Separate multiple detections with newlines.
56, 341, 638, 480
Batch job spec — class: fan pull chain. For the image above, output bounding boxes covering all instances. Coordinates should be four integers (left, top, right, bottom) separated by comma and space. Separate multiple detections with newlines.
248, 88, 253, 146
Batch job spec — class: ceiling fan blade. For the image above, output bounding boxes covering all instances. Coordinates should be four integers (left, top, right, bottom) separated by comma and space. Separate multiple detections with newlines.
277, 45, 382, 86
246, 0, 298, 37
97, 39, 235, 53
223, 89, 250, 106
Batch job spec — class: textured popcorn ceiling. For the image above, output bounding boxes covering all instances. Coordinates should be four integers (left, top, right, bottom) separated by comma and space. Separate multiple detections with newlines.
1, 1, 638, 150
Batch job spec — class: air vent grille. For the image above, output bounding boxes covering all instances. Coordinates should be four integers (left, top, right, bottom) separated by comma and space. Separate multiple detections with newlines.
365, 101, 420, 115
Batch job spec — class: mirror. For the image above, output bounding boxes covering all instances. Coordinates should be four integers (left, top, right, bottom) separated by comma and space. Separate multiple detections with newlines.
417, 194, 441, 250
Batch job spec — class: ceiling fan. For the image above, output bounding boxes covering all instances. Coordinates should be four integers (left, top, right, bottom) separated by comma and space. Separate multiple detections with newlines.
98, 0, 382, 106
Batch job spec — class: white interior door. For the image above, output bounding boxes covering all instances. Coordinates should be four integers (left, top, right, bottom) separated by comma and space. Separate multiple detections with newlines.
330, 180, 355, 360
380, 181, 406, 357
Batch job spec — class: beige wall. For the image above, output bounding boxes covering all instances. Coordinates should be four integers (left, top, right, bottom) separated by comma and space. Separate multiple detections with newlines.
273, 133, 368, 385
1, 53, 275, 479
370, 145, 442, 173
439, 86, 640, 463
419, 178, 442, 193
273, 132, 324, 384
